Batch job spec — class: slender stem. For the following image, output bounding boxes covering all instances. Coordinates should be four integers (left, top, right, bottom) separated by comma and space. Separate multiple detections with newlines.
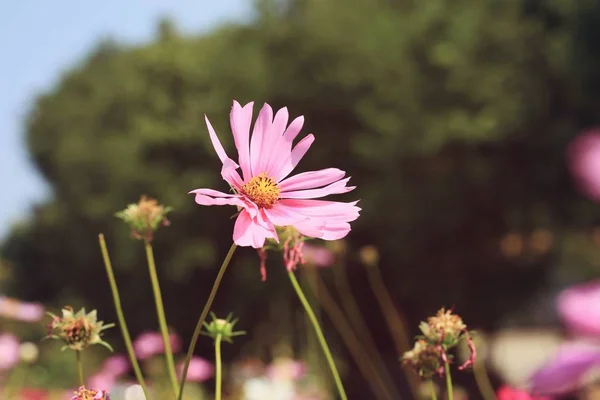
333, 262, 401, 399
288, 270, 348, 400
473, 361, 497, 400
98, 234, 150, 399
76, 350, 84, 387
144, 241, 179, 397
445, 360, 454, 400
177, 243, 237, 400
304, 268, 392, 400
430, 380, 438, 400
215, 334, 223, 400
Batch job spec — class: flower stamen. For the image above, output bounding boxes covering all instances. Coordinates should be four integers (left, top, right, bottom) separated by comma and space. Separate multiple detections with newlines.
242, 173, 280, 209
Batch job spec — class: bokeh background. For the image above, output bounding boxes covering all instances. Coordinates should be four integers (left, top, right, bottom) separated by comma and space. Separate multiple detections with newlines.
3, 0, 600, 398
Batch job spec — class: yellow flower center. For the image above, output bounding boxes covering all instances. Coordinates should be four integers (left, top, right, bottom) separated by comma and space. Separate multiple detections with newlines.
242, 173, 280, 209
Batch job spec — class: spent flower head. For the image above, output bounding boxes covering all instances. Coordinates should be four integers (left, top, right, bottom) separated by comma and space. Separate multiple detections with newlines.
70, 386, 110, 400
46, 306, 114, 351
258, 226, 308, 280
202, 312, 246, 343
420, 308, 467, 348
402, 339, 443, 379
115, 196, 172, 242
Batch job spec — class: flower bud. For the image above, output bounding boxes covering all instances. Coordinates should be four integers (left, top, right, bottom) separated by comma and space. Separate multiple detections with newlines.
115, 196, 172, 242
203, 313, 246, 343
46, 306, 114, 352
359, 245, 379, 267
421, 308, 467, 348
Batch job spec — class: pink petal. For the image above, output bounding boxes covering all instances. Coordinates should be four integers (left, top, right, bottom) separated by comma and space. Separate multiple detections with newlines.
189, 189, 245, 207
265, 115, 305, 178
278, 199, 361, 222
233, 209, 277, 248
230, 101, 254, 181
250, 103, 273, 176
280, 178, 355, 199
272, 134, 315, 181
262, 107, 290, 174
279, 168, 346, 192
221, 158, 244, 189
205, 115, 228, 163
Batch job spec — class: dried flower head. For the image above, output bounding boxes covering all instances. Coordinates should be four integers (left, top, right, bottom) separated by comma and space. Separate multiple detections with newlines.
259, 226, 307, 281
402, 339, 443, 379
115, 196, 172, 242
420, 308, 467, 348
202, 313, 246, 343
46, 306, 114, 351
70, 386, 110, 400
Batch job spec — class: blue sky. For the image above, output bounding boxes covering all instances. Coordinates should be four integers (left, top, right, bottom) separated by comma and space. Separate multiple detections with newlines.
0, 0, 252, 240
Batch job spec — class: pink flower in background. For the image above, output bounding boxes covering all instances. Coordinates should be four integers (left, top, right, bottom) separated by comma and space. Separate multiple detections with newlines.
557, 280, 600, 337
101, 355, 130, 376
0, 296, 44, 322
302, 244, 335, 268
176, 357, 214, 382
18, 388, 49, 400
190, 101, 360, 249
567, 129, 600, 202
496, 385, 550, 400
88, 373, 117, 392
528, 341, 600, 396
266, 358, 306, 381
0, 333, 20, 370
133, 331, 181, 360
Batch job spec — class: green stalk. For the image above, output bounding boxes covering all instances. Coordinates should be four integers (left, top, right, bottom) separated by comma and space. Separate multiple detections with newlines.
288, 270, 347, 400
144, 241, 179, 397
76, 350, 84, 387
430, 380, 438, 400
215, 334, 223, 400
98, 234, 150, 399
177, 243, 237, 400
445, 360, 454, 400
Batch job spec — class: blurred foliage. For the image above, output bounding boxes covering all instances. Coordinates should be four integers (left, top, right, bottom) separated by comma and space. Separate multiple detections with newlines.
4, 0, 600, 396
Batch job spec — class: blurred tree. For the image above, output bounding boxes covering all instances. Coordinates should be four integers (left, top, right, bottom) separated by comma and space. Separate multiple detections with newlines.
2, 0, 598, 396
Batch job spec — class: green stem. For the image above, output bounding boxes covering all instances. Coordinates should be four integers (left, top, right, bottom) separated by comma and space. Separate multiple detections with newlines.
177, 243, 237, 400
76, 350, 84, 387
474, 361, 497, 400
144, 241, 179, 397
215, 334, 223, 400
430, 380, 438, 400
98, 234, 150, 399
288, 271, 347, 400
445, 360, 454, 400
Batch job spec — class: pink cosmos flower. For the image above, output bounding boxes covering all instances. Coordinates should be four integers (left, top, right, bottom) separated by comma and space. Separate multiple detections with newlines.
0, 296, 45, 322
133, 331, 182, 360
557, 280, 600, 337
176, 356, 214, 382
100, 355, 130, 377
190, 101, 360, 249
567, 129, 600, 202
266, 358, 306, 381
0, 333, 20, 370
496, 385, 550, 400
528, 341, 600, 396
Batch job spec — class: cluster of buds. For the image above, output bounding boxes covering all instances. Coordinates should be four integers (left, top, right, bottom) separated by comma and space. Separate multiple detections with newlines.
260, 226, 307, 281
46, 306, 114, 351
70, 386, 110, 400
402, 308, 476, 378
115, 195, 172, 242
202, 313, 246, 343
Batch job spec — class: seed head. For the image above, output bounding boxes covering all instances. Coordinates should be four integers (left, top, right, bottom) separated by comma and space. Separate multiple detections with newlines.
420, 308, 467, 348
46, 306, 114, 352
402, 339, 443, 379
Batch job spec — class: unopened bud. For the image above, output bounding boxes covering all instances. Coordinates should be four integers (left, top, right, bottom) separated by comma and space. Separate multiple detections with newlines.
359, 245, 379, 267
115, 196, 172, 242
203, 313, 246, 343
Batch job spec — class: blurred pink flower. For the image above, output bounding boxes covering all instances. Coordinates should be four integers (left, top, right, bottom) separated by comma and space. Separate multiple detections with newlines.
100, 355, 130, 377
18, 388, 49, 400
567, 129, 600, 202
557, 280, 600, 337
0, 296, 44, 322
88, 373, 117, 392
190, 101, 360, 249
302, 244, 335, 268
133, 331, 182, 360
0, 333, 20, 370
176, 357, 214, 382
266, 358, 306, 381
496, 385, 549, 400
528, 341, 600, 396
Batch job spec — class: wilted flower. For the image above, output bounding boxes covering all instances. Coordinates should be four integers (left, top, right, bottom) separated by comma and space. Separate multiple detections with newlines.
46, 306, 114, 351
116, 196, 172, 242
420, 308, 468, 348
402, 339, 443, 379
176, 356, 214, 382
190, 101, 360, 249
202, 313, 246, 343
528, 341, 600, 396
0, 333, 20, 370
70, 386, 110, 400
0, 296, 45, 322
133, 330, 181, 360
557, 280, 600, 337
